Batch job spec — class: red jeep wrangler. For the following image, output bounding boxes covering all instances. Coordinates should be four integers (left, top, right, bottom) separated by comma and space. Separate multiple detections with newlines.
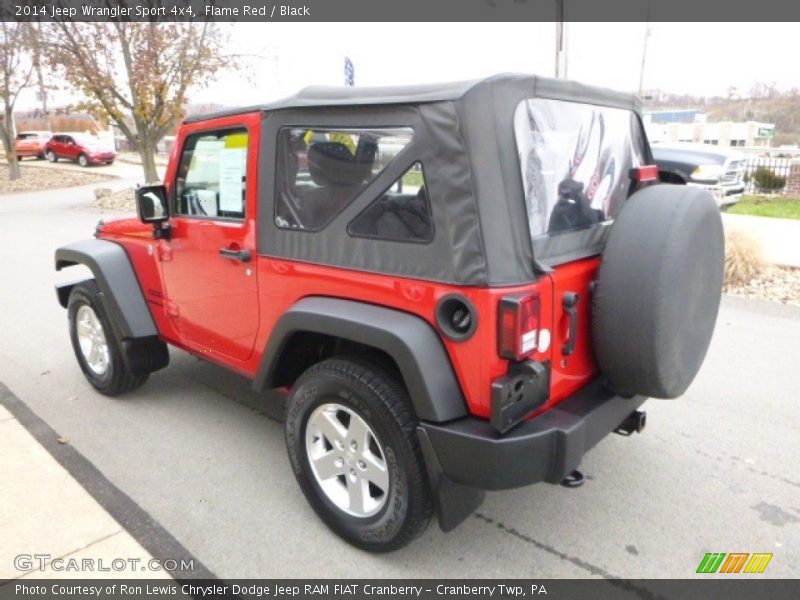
55, 75, 724, 552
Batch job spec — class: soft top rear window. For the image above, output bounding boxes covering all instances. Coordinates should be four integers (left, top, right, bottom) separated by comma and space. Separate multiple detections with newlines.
514, 98, 647, 240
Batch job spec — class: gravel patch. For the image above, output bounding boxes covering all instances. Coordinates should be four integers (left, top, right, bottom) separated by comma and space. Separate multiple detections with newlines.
1, 164, 112, 194
725, 266, 800, 307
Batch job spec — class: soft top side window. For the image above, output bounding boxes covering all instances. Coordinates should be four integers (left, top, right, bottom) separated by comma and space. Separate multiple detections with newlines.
274, 127, 413, 231
514, 98, 647, 240
348, 162, 433, 243
174, 128, 248, 220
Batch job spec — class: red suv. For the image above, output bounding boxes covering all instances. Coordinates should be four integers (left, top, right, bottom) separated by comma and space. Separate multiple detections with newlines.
55, 74, 724, 552
45, 132, 116, 167
15, 130, 52, 160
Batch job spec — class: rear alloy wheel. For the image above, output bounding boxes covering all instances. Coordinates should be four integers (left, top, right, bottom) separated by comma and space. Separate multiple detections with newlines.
68, 281, 148, 395
306, 403, 390, 518
46, 150, 57, 162
285, 358, 433, 552
78, 154, 89, 167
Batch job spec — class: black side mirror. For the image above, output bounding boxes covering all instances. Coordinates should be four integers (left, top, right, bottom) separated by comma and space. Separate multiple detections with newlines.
136, 184, 169, 224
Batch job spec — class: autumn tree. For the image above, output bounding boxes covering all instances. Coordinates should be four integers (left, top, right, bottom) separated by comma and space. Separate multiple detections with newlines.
44, 19, 236, 182
0, 22, 35, 181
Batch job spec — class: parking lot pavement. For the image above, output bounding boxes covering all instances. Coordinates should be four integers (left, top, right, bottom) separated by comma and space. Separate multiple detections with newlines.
0, 186, 798, 579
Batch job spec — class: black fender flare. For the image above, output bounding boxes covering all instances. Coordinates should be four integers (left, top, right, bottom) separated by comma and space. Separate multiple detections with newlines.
55, 239, 168, 376
252, 297, 468, 423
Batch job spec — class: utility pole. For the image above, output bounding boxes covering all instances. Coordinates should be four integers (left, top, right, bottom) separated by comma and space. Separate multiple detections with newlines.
554, 0, 567, 79
638, 9, 651, 97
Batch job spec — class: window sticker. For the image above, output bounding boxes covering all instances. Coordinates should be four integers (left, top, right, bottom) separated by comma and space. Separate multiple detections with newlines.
218, 147, 246, 213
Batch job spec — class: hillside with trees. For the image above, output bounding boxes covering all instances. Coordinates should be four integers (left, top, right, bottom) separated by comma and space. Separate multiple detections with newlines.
646, 86, 800, 146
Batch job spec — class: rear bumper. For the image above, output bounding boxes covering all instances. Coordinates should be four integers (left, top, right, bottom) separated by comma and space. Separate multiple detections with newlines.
417, 379, 647, 529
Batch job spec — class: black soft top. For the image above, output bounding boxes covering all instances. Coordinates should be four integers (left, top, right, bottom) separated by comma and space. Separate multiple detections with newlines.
203, 75, 646, 286
185, 73, 641, 122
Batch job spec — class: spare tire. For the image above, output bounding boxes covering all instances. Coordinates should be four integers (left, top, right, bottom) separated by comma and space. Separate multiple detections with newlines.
592, 184, 724, 399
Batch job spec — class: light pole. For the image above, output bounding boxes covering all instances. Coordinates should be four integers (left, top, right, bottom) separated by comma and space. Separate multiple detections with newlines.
555, 0, 567, 79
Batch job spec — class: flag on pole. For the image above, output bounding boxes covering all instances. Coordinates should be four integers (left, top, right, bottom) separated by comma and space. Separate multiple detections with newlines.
344, 56, 355, 87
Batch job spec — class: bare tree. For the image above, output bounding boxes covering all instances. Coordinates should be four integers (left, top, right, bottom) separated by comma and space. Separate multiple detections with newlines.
44, 19, 237, 182
0, 22, 35, 181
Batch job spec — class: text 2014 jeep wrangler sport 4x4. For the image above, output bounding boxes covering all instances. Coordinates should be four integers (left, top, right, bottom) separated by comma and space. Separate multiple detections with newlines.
55, 74, 724, 552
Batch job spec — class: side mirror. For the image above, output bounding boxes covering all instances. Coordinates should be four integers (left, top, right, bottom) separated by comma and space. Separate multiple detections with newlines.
136, 184, 169, 224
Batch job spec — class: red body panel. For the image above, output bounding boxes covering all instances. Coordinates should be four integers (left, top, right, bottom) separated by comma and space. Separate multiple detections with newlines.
99, 111, 600, 420
15, 132, 50, 157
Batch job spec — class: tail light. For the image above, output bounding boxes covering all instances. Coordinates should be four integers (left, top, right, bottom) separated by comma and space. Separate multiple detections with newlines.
630, 165, 660, 183
498, 293, 540, 361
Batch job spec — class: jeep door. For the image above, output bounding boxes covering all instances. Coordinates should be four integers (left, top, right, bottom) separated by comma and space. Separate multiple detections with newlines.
160, 114, 260, 362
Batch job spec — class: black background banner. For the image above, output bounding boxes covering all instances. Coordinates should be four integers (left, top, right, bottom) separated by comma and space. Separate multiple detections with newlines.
1, 580, 800, 600
4, 0, 800, 22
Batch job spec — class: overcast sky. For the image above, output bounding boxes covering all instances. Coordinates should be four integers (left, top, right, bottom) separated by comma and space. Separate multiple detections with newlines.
16, 22, 800, 112
194, 22, 800, 106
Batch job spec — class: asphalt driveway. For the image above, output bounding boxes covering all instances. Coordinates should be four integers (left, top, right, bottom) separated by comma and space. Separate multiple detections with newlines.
0, 183, 798, 579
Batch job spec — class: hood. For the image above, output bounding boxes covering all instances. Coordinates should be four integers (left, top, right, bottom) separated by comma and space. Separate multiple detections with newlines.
96, 217, 151, 238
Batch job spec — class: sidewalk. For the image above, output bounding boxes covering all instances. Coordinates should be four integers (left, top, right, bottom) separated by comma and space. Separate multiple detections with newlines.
0, 403, 164, 580
722, 213, 800, 268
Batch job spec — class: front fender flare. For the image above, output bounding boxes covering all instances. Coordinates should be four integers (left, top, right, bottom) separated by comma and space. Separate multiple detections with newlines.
252, 297, 468, 423
55, 238, 158, 340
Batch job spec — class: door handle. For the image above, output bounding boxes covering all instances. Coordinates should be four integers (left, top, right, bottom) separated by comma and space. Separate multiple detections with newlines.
219, 247, 252, 262
562, 291, 580, 356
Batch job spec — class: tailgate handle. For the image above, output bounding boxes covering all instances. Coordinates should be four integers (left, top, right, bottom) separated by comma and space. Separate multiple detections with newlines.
562, 292, 580, 356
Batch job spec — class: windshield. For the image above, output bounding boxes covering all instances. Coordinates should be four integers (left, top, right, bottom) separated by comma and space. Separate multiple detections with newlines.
514, 98, 647, 239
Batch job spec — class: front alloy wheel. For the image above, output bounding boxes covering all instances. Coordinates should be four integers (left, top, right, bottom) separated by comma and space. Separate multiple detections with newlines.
46, 150, 57, 162
67, 281, 148, 396
75, 305, 110, 376
78, 154, 89, 167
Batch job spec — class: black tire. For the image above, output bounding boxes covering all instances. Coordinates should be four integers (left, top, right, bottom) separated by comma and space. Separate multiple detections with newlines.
16, 155, 23, 162
592, 184, 724, 399
46, 150, 57, 162
285, 357, 433, 552
67, 281, 148, 396
36, 154, 45, 160
78, 154, 89, 167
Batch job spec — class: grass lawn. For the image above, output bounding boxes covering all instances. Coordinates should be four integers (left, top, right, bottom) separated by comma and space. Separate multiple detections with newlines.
727, 195, 800, 220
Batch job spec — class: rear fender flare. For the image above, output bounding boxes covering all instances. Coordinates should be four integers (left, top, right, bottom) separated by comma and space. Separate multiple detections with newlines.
252, 297, 468, 423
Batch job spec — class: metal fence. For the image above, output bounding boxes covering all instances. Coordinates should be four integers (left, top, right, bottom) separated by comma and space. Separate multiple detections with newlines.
740, 155, 793, 194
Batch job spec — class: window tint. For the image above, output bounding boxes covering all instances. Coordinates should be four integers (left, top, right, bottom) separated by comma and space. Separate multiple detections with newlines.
16, 133, 36, 140
514, 99, 647, 239
348, 162, 433, 243
275, 127, 413, 231
175, 128, 248, 220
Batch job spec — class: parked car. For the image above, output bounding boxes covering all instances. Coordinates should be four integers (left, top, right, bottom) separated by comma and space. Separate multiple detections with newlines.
45, 133, 116, 167
54, 74, 724, 552
651, 142, 746, 207
14, 130, 52, 160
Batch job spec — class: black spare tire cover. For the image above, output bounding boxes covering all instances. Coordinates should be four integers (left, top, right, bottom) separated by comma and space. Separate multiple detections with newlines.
592, 184, 724, 399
